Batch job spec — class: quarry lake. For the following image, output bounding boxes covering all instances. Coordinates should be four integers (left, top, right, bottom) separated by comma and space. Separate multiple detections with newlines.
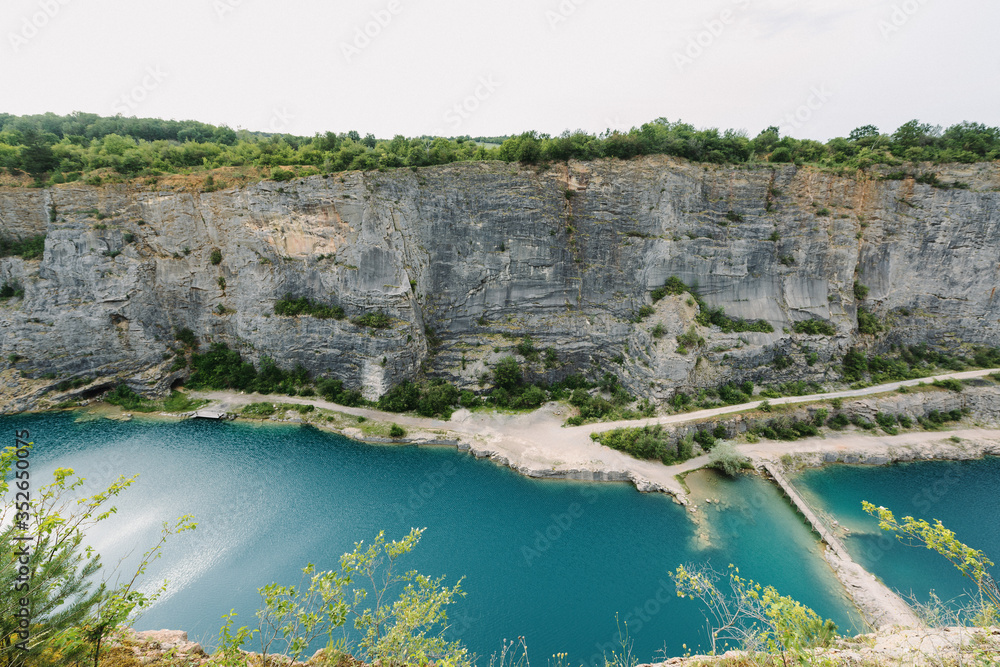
793, 457, 1000, 616
2, 412, 877, 663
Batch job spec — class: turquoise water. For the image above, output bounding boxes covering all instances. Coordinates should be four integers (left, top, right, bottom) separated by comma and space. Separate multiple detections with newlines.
794, 458, 1000, 612
4, 412, 859, 664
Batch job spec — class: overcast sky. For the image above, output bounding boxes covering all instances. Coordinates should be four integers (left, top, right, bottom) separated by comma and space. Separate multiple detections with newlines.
2, 0, 998, 141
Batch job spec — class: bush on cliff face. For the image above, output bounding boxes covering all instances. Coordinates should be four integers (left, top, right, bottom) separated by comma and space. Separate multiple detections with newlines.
274, 294, 346, 320
0, 234, 45, 260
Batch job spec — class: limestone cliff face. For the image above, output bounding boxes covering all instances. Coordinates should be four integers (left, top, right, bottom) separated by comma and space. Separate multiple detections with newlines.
1, 157, 999, 411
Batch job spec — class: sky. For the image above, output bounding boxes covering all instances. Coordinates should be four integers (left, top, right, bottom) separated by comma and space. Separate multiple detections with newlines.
2, 0, 998, 141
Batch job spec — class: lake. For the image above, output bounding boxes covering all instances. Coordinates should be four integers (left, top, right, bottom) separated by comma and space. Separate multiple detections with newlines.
4, 412, 861, 664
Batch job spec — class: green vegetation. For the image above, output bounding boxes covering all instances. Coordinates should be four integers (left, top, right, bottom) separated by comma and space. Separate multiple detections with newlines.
352, 311, 393, 329
315, 378, 366, 408
215, 529, 468, 667
241, 402, 277, 417
0, 444, 194, 667
650, 276, 689, 303
863, 503, 999, 613
590, 425, 697, 465
209, 248, 222, 265
842, 343, 1000, 384
652, 276, 772, 334
565, 373, 654, 425
792, 319, 836, 336
0, 234, 45, 260
4, 113, 999, 187
857, 306, 883, 335
669, 380, 757, 412
853, 281, 869, 301
185, 343, 313, 397
673, 564, 838, 658
103, 384, 156, 412
377, 380, 461, 419
273, 294, 346, 320
932, 378, 964, 392
0, 281, 24, 299
750, 416, 819, 441
389, 424, 407, 438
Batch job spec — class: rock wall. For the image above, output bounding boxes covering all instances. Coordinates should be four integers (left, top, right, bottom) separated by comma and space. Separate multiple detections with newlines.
1, 157, 999, 411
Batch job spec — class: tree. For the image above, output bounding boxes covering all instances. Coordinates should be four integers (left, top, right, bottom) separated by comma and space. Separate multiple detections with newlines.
0, 443, 120, 666
863, 503, 999, 612
672, 564, 837, 658
218, 529, 470, 667
19, 128, 58, 177
848, 125, 881, 142
0, 441, 195, 667
492, 356, 523, 393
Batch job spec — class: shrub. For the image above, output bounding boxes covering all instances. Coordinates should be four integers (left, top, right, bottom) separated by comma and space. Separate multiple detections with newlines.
389, 424, 406, 438
725, 210, 743, 223
827, 414, 850, 430
274, 294, 346, 320
793, 320, 836, 336
0, 234, 46, 260
175, 327, 198, 349
876, 412, 899, 434
857, 307, 883, 335
651, 323, 666, 338
694, 429, 717, 451
677, 326, 704, 350
932, 378, 964, 392
854, 282, 869, 301
696, 304, 773, 334
492, 356, 523, 392
210, 248, 222, 265
709, 441, 752, 477
271, 167, 295, 181
242, 402, 277, 417
0, 281, 24, 299
515, 336, 540, 361
632, 305, 655, 322
352, 311, 392, 329
842, 348, 868, 381
592, 424, 693, 465
104, 384, 154, 412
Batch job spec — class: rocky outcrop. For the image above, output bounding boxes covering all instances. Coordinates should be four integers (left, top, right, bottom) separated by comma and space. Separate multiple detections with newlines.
1, 158, 999, 412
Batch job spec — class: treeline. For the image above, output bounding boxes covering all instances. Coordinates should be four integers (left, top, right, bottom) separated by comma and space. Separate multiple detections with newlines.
1, 111, 998, 185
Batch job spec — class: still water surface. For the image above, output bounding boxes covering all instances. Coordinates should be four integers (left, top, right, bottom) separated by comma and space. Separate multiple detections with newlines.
5, 412, 860, 664
794, 457, 1000, 613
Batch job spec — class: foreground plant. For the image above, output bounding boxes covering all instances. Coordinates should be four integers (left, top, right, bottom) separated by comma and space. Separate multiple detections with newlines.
0, 441, 194, 667
216, 528, 470, 667
672, 564, 837, 660
863, 502, 999, 617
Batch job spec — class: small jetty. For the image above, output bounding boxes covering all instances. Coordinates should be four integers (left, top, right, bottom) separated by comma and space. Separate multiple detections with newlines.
762, 462, 853, 561
761, 461, 922, 629
192, 407, 227, 420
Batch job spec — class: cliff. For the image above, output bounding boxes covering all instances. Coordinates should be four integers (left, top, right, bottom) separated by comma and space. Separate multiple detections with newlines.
1, 157, 999, 412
